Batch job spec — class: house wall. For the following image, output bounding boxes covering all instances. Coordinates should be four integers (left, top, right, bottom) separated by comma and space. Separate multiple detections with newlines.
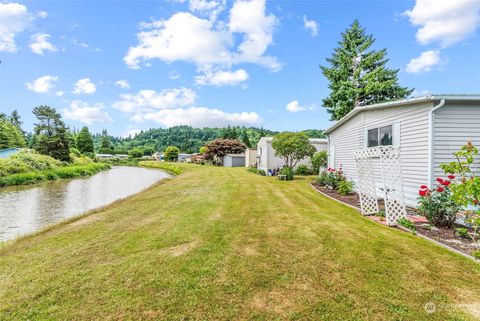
433, 102, 480, 180
245, 148, 257, 167
257, 138, 327, 173
327, 101, 434, 206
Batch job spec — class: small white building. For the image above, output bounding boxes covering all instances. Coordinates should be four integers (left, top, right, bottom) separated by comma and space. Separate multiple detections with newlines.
256, 137, 328, 173
324, 95, 480, 207
223, 154, 246, 167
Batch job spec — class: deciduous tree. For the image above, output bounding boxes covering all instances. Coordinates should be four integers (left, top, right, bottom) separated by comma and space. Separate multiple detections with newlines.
272, 132, 316, 169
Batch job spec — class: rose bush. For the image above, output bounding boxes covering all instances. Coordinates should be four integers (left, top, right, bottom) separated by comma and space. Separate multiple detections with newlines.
440, 141, 480, 256
417, 177, 459, 227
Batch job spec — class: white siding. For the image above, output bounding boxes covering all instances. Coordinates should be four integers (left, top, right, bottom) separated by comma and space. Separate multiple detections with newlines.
328, 101, 433, 206
433, 103, 480, 179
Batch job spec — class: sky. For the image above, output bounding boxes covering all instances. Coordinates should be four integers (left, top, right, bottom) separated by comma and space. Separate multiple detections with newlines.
0, 0, 479, 137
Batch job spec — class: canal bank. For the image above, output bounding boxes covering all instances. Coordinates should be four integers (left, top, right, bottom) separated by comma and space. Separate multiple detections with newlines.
0, 166, 171, 242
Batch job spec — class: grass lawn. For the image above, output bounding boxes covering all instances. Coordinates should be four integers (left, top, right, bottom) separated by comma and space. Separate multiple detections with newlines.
1, 164, 479, 320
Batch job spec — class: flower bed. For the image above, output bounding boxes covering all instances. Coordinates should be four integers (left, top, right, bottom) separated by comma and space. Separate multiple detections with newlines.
311, 181, 478, 259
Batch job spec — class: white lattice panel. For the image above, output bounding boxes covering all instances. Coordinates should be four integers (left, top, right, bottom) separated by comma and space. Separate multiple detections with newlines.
354, 149, 379, 215
379, 146, 407, 226
354, 146, 407, 226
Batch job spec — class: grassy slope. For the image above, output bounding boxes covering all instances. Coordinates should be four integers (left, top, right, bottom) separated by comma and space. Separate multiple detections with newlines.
0, 164, 479, 320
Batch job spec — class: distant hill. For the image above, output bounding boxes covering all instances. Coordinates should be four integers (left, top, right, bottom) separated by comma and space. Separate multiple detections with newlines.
94, 125, 325, 154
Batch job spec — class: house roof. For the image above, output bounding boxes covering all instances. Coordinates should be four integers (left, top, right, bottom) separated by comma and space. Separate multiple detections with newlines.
324, 94, 480, 134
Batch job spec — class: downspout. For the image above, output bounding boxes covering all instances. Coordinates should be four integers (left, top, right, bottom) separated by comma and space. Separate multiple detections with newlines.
427, 99, 446, 187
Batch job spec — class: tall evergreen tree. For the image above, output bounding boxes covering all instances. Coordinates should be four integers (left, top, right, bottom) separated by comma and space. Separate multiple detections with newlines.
76, 126, 94, 154
99, 129, 113, 153
0, 119, 26, 149
321, 20, 413, 120
33, 105, 70, 161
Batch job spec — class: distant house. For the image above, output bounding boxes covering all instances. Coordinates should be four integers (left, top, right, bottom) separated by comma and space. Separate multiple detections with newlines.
152, 152, 164, 161
256, 137, 328, 173
223, 154, 246, 167
0, 148, 22, 159
95, 154, 114, 159
324, 95, 480, 207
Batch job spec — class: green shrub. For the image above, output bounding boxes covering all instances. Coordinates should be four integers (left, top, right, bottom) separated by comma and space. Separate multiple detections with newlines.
0, 163, 110, 187
337, 180, 354, 196
280, 167, 294, 181
295, 165, 311, 176
247, 167, 258, 174
316, 168, 345, 189
473, 251, 480, 260
311, 151, 328, 174
138, 161, 182, 175
0, 150, 61, 177
455, 227, 469, 238
257, 169, 266, 176
397, 217, 416, 232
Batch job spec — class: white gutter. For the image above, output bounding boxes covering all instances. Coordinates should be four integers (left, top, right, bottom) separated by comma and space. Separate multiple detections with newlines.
427, 99, 446, 187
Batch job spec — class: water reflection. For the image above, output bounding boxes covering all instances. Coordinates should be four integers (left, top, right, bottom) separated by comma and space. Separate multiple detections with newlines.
0, 166, 170, 242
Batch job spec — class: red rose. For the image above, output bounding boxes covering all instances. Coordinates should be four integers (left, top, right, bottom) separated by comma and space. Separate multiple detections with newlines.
474, 199, 479, 205
441, 180, 451, 186
419, 190, 427, 197
437, 186, 444, 192
448, 175, 455, 180
420, 185, 428, 189
436, 178, 443, 184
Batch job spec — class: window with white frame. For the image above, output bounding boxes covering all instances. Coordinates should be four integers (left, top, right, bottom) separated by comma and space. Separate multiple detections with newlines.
367, 125, 393, 148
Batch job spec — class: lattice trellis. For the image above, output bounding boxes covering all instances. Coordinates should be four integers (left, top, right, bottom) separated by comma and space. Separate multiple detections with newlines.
354, 146, 407, 226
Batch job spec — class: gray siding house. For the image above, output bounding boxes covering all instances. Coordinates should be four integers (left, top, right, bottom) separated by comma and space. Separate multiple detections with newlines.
324, 95, 480, 207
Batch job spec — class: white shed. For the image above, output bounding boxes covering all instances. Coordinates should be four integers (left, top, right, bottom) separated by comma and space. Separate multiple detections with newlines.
256, 137, 328, 173
223, 154, 246, 167
324, 95, 480, 207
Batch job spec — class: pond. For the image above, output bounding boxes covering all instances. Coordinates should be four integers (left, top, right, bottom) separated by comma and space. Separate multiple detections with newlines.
0, 166, 171, 242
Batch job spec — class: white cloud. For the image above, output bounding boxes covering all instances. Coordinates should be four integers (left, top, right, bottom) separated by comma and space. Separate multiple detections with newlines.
112, 87, 197, 113
124, 0, 280, 72
29, 33, 57, 55
195, 69, 248, 86
115, 79, 130, 89
73, 78, 96, 95
132, 107, 261, 128
286, 100, 307, 113
188, 0, 225, 20
124, 12, 232, 69
63, 100, 113, 124
405, 50, 444, 73
25, 75, 58, 94
37, 11, 48, 18
0, 2, 32, 52
303, 15, 318, 37
404, 0, 480, 47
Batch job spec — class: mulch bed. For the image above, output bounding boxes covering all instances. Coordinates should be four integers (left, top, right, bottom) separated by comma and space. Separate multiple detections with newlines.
311, 182, 479, 258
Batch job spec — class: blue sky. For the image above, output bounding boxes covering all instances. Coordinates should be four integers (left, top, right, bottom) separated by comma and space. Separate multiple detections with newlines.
1, 0, 479, 137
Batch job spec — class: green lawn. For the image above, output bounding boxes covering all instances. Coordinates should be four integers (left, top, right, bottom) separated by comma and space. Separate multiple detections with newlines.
1, 164, 479, 320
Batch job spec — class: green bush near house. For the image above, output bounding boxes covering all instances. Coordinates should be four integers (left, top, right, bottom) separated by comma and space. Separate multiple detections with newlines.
280, 167, 294, 181
337, 180, 354, 196
295, 165, 311, 176
247, 167, 258, 174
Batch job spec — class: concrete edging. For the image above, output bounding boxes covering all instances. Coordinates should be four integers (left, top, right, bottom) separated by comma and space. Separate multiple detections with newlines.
309, 183, 478, 263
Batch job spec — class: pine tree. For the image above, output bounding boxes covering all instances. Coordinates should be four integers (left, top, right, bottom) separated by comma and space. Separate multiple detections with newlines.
321, 20, 413, 121
76, 126, 94, 154
33, 105, 70, 161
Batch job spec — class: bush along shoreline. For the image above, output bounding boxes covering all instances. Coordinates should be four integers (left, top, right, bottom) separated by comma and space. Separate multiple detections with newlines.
0, 163, 111, 187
